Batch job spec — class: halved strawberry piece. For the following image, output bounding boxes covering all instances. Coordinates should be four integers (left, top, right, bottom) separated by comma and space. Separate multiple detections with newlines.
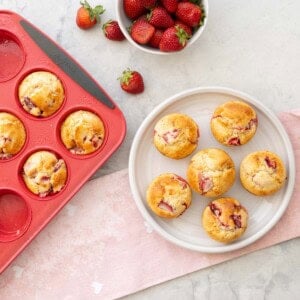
131, 19, 155, 44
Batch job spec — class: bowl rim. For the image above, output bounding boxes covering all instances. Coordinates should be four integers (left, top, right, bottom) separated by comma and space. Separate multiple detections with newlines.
115, 0, 209, 55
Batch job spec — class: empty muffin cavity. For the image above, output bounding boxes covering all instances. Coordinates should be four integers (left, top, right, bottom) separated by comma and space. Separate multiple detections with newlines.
0, 190, 31, 242
0, 31, 25, 82
22, 150, 67, 198
18, 70, 65, 117
60, 110, 105, 155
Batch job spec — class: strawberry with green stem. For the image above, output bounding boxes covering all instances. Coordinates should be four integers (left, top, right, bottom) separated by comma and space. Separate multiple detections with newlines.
159, 25, 190, 52
118, 69, 144, 94
102, 20, 125, 41
76, 0, 105, 29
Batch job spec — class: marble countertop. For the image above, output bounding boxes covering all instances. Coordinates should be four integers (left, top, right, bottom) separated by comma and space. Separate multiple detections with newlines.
1, 0, 300, 298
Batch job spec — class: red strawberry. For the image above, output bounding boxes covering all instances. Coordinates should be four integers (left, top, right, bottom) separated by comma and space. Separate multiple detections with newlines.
141, 0, 157, 9
76, 0, 105, 30
149, 29, 164, 48
131, 19, 155, 44
161, 0, 179, 14
119, 69, 144, 94
123, 0, 146, 20
159, 25, 190, 52
102, 20, 125, 41
174, 20, 192, 36
176, 2, 202, 27
148, 7, 174, 29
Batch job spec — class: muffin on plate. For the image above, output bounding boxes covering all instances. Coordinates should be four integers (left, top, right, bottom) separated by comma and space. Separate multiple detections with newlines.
240, 150, 286, 196
146, 173, 192, 218
60, 110, 105, 155
210, 100, 258, 146
22, 151, 67, 197
187, 148, 235, 197
18, 71, 64, 117
202, 197, 248, 243
153, 113, 199, 159
0, 112, 26, 159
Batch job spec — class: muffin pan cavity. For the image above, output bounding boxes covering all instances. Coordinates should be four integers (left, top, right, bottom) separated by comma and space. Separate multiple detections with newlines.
0, 30, 25, 82
18, 70, 65, 118
0, 11, 126, 273
0, 190, 31, 242
20, 150, 68, 199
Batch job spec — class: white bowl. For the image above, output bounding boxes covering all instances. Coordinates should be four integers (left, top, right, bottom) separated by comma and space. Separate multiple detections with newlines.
115, 0, 209, 55
128, 87, 295, 253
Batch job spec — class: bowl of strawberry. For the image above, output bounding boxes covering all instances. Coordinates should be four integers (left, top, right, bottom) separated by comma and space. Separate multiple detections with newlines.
116, 0, 208, 54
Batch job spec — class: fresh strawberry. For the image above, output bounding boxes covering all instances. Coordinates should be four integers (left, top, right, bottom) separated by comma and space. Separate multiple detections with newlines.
141, 0, 157, 9
159, 25, 190, 52
149, 29, 164, 48
174, 20, 192, 36
119, 69, 144, 94
161, 0, 179, 14
130, 19, 155, 44
102, 20, 125, 41
176, 2, 202, 27
123, 0, 146, 20
76, 0, 105, 30
148, 7, 174, 29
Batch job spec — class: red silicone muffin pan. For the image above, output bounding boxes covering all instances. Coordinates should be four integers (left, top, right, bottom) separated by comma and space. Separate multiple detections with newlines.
0, 10, 126, 273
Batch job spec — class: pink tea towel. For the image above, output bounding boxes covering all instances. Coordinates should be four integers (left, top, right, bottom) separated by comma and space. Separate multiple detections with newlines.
1, 110, 300, 300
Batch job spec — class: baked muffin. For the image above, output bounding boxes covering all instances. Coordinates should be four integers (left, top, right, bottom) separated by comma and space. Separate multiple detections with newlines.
202, 197, 248, 243
18, 71, 64, 117
240, 150, 286, 196
187, 148, 235, 197
61, 110, 105, 155
153, 113, 199, 159
210, 100, 258, 146
146, 173, 192, 218
22, 151, 67, 197
0, 112, 26, 159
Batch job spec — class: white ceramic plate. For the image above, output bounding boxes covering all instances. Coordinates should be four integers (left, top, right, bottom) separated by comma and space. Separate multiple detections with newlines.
128, 87, 295, 253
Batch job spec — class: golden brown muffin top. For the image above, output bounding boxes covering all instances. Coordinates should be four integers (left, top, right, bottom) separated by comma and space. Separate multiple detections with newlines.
0, 112, 26, 158
211, 100, 257, 146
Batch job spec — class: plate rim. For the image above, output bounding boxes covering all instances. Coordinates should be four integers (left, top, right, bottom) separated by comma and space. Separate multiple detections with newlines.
128, 86, 296, 253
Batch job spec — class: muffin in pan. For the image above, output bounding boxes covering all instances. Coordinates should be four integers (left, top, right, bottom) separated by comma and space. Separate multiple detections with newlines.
0, 112, 26, 159
187, 148, 235, 197
202, 197, 248, 243
18, 71, 64, 117
210, 100, 258, 146
146, 173, 192, 218
240, 150, 287, 196
153, 113, 199, 159
22, 151, 67, 197
60, 110, 105, 155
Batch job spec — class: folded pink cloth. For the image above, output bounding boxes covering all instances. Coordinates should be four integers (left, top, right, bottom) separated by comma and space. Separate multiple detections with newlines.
1, 110, 300, 300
